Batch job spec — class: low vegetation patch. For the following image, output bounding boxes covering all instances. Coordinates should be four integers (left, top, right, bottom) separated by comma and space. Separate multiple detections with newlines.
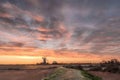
81, 70, 102, 80
43, 67, 66, 80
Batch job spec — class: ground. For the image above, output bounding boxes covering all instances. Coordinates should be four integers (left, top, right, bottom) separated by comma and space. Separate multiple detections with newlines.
89, 71, 120, 80
0, 65, 88, 80
0, 65, 119, 80
0, 65, 58, 80
0, 69, 54, 80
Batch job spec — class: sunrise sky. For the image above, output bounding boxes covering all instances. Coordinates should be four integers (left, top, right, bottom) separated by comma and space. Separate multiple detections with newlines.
0, 0, 120, 64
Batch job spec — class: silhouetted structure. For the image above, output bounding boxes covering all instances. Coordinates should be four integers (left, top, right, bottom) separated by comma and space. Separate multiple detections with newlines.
42, 57, 47, 64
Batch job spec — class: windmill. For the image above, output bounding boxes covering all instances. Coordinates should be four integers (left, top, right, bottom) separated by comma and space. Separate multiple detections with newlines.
42, 56, 48, 64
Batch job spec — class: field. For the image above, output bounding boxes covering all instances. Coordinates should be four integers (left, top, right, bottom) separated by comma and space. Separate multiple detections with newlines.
0, 65, 60, 80
89, 71, 120, 80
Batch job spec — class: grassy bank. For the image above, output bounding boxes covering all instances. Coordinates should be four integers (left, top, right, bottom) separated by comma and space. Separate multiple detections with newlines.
43, 67, 66, 80
81, 70, 102, 80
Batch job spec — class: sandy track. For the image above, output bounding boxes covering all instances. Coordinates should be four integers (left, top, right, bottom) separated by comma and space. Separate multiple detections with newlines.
60, 68, 85, 80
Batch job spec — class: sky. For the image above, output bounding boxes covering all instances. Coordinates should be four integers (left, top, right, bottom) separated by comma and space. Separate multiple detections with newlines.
0, 0, 120, 64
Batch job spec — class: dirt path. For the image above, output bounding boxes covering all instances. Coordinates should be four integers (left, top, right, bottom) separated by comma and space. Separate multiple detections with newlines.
58, 68, 85, 80
89, 71, 120, 80
43, 67, 86, 80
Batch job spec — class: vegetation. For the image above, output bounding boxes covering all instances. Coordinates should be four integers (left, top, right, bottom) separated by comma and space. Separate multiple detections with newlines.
81, 70, 102, 80
100, 59, 120, 73
83, 59, 120, 74
43, 67, 66, 80
52, 61, 58, 65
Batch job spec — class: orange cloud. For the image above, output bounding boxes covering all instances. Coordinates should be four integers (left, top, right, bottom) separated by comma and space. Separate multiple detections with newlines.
0, 13, 13, 18
37, 27, 51, 32
32, 15, 44, 22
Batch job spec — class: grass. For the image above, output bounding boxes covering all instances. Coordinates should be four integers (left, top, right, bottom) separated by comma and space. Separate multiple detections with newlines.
43, 67, 66, 80
81, 70, 102, 80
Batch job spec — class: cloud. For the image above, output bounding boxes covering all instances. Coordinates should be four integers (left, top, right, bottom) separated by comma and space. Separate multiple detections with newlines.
0, 0, 120, 61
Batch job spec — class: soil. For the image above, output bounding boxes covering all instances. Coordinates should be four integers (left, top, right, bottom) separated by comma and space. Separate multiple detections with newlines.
89, 71, 120, 80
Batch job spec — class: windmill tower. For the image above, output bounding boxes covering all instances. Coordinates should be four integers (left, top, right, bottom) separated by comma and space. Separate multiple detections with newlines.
42, 57, 47, 64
